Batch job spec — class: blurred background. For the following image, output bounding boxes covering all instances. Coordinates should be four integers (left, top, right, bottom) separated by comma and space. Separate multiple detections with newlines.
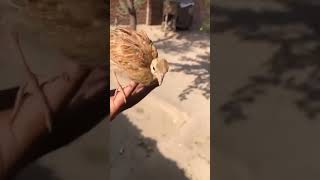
213, 0, 320, 179
110, 0, 210, 180
0, 0, 109, 179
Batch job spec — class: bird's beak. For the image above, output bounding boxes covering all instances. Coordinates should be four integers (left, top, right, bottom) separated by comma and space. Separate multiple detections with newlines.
156, 74, 164, 86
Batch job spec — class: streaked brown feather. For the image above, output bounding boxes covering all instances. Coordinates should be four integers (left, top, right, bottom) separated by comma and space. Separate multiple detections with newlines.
110, 27, 158, 84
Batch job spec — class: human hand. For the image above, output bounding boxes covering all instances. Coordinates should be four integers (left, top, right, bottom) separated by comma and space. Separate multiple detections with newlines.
110, 80, 159, 120
0, 65, 158, 179
0, 65, 107, 179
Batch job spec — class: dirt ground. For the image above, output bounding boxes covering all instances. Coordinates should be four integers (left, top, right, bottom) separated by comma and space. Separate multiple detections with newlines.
110, 25, 210, 180
1, 0, 210, 178
214, 0, 320, 179
14, 25, 210, 180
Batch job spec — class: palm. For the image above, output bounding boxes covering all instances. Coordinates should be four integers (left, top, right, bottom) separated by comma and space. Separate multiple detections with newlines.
110, 80, 158, 120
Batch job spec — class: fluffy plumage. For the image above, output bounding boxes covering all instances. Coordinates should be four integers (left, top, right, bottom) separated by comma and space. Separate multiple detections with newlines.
110, 27, 169, 85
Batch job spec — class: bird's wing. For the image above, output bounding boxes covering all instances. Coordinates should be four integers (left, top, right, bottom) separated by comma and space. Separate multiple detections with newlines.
110, 27, 157, 68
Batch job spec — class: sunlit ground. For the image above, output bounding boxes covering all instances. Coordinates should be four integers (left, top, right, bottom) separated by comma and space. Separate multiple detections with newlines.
110, 25, 210, 180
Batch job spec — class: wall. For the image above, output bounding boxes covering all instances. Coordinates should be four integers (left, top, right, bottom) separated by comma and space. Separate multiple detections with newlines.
110, 0, 147, 25
147, 0, 163, 25
109, 0, 208, 27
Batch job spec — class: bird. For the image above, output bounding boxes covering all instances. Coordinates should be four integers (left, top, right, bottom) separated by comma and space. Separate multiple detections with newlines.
110, 27, 169, 103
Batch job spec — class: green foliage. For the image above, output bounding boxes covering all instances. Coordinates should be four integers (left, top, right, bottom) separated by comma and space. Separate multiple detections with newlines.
116, 0, 145, 17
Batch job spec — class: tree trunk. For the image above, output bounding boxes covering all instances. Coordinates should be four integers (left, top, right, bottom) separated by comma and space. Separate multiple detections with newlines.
126, 0, 137, 30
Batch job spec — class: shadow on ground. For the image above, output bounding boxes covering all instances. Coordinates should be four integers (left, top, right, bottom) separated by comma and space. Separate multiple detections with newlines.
154, 30, 210, 101
170, 52, 210, 100
155, 31, 209, 54
110, 113, 189, 180
214, 1, 320, 124
14, 164, 60, 180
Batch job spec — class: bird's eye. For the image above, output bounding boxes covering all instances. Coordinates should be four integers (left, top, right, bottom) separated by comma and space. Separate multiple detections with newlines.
153, 67, 155, 71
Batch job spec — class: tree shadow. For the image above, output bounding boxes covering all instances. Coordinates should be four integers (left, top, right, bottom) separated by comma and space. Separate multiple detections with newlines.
154, 30, 209, 53
214, 1, 320, 124
153, 30, 210, 101
153, 33, 177, 43
170, 52, 210, 100
110, 113, 189, 180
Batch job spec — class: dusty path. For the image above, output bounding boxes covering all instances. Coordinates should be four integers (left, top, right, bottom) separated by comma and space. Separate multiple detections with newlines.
10, 23, 210, 180
110, 25, 210, 180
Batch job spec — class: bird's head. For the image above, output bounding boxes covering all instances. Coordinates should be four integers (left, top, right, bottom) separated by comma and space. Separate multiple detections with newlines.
150, 58, 169, 86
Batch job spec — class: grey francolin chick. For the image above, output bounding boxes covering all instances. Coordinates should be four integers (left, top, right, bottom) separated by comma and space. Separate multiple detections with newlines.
110, 27, 169, 103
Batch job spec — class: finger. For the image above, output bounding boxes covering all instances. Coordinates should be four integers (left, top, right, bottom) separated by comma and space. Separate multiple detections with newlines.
110, 81, 157, 121
118, 81, 158, 110
131, 80, 158, 96
109, 84, 137, 120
